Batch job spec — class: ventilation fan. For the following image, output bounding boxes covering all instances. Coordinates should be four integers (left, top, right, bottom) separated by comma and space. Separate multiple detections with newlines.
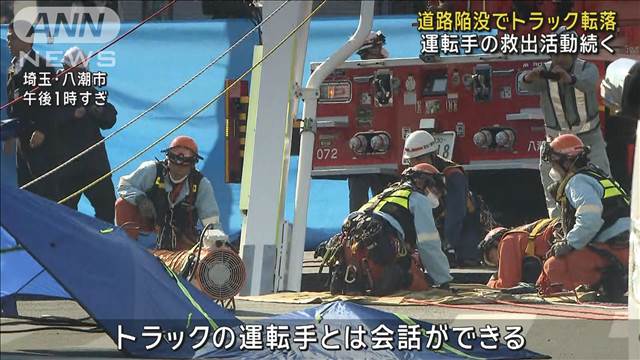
152, 247, 246, 311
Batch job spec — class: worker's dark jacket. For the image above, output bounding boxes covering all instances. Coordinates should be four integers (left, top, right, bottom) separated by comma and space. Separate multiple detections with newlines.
55, 78, 116, 178
6, 49, 59, 198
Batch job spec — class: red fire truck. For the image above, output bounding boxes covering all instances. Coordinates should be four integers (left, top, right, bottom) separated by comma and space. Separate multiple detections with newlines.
310, 1, 639, 225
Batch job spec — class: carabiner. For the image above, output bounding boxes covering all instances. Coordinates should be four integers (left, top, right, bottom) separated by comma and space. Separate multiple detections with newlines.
344, 264, 358, 284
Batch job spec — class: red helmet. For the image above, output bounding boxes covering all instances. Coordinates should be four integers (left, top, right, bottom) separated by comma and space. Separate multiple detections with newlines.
542, 134, 588, 162
550, 134, 585, 157
166, 136, 202, 159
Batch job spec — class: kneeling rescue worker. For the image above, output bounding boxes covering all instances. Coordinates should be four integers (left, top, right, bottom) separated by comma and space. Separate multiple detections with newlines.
536, 134, 630, 300
319, 163, 453, 295
402, 130, 482, 266
115, 136, 227, 250
478, 218, 557, 289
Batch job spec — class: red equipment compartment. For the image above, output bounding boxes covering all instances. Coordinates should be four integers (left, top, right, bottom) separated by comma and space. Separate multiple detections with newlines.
311, 55, 607, 178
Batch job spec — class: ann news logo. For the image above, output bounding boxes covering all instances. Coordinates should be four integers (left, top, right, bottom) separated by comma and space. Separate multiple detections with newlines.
14, 7, 120, 44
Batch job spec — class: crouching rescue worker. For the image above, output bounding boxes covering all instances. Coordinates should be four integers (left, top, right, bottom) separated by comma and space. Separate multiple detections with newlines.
319, 163, 453, 296
478, 218, 557, 289
403, 130, 482, 266
536, 134, 630, 301
115, 136, 227, 250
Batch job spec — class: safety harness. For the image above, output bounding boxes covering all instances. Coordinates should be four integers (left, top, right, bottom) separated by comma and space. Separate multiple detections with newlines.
318, 182, 429, 296
522, 218, 557, 257
359, 183, 416, 246
502, 218, 557, 284
555, 165, 630, 239
146, 161, 203, 250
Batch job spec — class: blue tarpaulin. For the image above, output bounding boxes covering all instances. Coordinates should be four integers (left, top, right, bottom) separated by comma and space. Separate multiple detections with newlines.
196, 301, 549, 359
0, 226, 70, 315
0, 16, 425, 251
1, 184, 243, 358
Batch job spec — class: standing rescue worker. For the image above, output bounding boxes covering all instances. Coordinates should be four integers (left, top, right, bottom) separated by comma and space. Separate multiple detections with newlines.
348, 30, 396, 212
116, 136, 227, 250
518, 26, 611, 218
403, 130, 482, 266
56, 47, 117, 223
357, 163, 453, 288
536, 134, 629, 299
6, 20, 59, 200
479, 218, 556, 289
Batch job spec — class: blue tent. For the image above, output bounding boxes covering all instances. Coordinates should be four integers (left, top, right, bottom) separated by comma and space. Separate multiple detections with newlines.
196, 301, 549, 359
1, 184, 243, 358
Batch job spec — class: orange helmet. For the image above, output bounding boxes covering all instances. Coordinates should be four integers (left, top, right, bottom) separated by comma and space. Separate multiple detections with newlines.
401, 163, 444, 191
409, 163, 439, 175
550, 134, 585, 156
542, 134, 588, 162
165, 136, 202, 159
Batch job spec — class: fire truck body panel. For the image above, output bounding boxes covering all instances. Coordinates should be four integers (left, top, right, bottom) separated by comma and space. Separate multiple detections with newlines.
311, 55, 606, 178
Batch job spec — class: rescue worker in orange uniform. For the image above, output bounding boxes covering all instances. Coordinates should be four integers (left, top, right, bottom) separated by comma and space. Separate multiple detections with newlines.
536, 134, 630, 299
478, 218, 556, 289
115, 136, 227, 250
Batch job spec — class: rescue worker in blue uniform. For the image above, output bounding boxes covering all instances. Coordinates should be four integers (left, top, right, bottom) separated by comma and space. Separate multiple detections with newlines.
348, 30, 396, 212
115, 136, 227, 250
518, 26, 611, 219
402, 130, 482, 266
356, 163, 453, 288
536, 134, 629, 300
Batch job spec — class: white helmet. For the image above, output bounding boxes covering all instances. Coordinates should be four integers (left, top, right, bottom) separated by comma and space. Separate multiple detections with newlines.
403, 130, 438, 161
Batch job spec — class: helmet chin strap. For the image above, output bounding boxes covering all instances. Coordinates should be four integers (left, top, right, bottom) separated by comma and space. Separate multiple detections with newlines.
169, 172, 188, 184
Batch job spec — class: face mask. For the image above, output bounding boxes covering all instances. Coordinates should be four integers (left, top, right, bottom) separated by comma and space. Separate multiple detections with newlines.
426, 191, 440, 208
549, 168, 563, 182
169, 172, 188, 184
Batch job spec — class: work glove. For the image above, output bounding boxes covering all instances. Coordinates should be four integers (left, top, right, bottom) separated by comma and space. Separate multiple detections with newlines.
135, 194, 156, 221
550, 241, 573, 257
203, 228, 229, 249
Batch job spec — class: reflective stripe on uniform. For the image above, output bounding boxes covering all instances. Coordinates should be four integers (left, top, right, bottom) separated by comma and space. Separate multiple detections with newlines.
597, 177, 630, 205
546, 72, 571, 130
417, 231, 440, 242
373, 189, 411, 212
544, 59, 597, 134
575, 204, 603, 215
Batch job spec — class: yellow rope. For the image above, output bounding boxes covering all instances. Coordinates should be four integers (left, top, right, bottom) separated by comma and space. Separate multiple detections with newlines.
57, 0, 327, 205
